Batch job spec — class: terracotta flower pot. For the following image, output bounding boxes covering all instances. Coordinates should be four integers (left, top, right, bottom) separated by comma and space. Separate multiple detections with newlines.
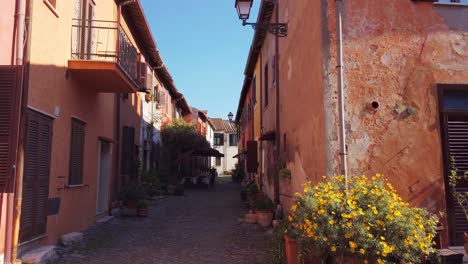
464, 232, 468, 254
137, 207, 148, 217
284, 236, 298, 264
256, 210, 273, 227
244, 212, 257, 224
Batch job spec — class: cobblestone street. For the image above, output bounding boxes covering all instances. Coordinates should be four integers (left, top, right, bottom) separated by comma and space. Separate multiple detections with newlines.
58, 177, 271, 264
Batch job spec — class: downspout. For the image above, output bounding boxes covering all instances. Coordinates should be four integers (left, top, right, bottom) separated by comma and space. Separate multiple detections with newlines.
112, 3, 125, 212
9, 0, 30, 262
336, 0, 348, 188
273, 0, 281, 205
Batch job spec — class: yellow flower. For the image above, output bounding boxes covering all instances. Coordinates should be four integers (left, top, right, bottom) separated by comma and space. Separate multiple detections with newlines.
345, 233, 353, 239
318, 209, 325, 215
329, 219, 335, 225
359, 248, 365, 255
331, 246, 337, 252
349, 241, 357, 249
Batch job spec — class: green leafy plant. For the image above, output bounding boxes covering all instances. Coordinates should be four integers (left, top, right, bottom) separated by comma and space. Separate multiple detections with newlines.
279, 167, 292, 180
254, 196, 275, 211
449, 160, 468, 220
141, 169, 161, 196
137, 199, 149, 209
120, 182, 146, 205
231, 163, 245, 183
287, 174, 439, 263
243, 180, 259, 194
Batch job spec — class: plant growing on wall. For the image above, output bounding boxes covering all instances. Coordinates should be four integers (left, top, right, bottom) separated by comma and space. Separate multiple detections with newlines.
279, 167, 291, 180
448, 161, 468, 220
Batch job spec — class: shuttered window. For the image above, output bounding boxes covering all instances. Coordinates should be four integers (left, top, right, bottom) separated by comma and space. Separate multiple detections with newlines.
20, 109, 53, 242
0, 66, 22, 193
440, 84, 468, 246
69, 118, 85, 185
121, 126, 135, 175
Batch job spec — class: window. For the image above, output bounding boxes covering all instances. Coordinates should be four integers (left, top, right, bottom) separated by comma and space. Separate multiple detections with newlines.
436, 0, 468, 3
215, 157, 221, 166
247, 100, 252, 120
214, 133, 224, 146
264, 62, 269, 106
229, 134, 238, 146
69, 118, 86, 185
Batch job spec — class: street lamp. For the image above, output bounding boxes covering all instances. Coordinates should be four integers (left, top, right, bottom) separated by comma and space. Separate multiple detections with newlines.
228, 112, 234, 123
234, 0, 288, 37
235, 0, 253, 21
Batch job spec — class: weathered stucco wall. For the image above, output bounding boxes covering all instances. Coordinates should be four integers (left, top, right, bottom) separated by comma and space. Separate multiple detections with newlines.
269, 0, 327, 208
323, 0, 468, 246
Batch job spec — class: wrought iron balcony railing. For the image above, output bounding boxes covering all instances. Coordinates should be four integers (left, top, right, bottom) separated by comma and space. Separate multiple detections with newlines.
71, 19, 138, 83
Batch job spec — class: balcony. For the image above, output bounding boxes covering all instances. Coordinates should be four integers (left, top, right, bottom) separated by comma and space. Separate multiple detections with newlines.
68, 19, 140, 93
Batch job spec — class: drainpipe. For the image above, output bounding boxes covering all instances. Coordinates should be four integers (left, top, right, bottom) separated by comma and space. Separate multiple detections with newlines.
9, 0, 31, 262
273, 0, 281, 205
336, 0, 348, 188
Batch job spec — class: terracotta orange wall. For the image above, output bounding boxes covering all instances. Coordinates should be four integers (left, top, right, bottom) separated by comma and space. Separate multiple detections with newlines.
25, 0, 128, 245
0, 0, 16, 65
322, 0, 468, 245
258, 0, 327, 206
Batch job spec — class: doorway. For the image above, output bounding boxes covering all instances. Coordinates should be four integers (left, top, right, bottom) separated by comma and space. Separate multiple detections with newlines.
96, 140, 111, 215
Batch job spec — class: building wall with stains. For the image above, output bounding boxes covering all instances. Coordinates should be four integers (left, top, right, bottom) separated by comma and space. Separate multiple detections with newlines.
322, 0, 468, 246
258, 0, 328, 208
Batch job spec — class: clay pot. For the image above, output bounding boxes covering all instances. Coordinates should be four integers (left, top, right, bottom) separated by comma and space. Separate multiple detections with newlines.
284, 236, 298, 264
244, 212, 257, 224
137, 207, 148, 217
256, 210, 273, 227
464, 232, 468, 254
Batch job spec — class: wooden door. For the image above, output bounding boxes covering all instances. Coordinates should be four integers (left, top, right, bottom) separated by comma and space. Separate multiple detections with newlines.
20, 110, 53, 243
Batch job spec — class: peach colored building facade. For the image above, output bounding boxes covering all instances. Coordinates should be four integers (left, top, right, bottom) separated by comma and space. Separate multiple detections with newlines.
236, 0, 468, 247
0, 1, 191, 263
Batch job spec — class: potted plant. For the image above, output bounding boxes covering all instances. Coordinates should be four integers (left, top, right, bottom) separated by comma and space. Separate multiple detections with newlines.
120, 183, 146, 216
286, 174, 439, 264
253, 196, 274, 227
137, 199, 149, 217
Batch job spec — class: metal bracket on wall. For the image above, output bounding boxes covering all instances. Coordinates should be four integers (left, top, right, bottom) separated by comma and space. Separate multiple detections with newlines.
242, 21, 288, 37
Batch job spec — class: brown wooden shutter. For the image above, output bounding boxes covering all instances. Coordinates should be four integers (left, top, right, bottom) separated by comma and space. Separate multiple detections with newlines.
121, 126, 135, 175
0, 66, 22, 193
20, 109, 53, 242
446, 115, 468, 245
69, 118, 85, 185
247, 140, 258, 173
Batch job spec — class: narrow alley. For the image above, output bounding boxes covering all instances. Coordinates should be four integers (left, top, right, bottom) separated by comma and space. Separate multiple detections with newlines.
57, 177, 271, 264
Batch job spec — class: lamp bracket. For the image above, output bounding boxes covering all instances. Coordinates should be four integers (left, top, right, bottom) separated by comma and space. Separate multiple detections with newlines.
242, 20, 288, 37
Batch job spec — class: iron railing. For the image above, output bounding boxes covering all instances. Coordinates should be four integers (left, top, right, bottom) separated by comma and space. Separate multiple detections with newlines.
71, 19, 138, 83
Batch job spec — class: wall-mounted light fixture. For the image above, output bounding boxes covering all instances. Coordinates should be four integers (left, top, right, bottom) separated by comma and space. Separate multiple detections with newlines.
234, 0, 288, 37
228, 112, 234, 123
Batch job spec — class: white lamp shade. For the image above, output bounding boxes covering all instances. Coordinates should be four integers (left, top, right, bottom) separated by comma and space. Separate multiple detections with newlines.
235, 0, 253, 20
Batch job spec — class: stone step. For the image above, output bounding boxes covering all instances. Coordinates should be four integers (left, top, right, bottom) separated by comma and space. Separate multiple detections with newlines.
18, 246, 57, 264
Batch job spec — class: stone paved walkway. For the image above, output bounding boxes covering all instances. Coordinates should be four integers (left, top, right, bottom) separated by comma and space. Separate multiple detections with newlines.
57, 177, 271, 264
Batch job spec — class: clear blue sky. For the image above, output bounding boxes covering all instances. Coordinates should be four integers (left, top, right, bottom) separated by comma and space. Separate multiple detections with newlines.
140, 0, 260, 119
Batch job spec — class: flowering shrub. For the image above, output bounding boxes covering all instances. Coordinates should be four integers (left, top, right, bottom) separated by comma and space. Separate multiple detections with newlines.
287, 174, 438, 263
